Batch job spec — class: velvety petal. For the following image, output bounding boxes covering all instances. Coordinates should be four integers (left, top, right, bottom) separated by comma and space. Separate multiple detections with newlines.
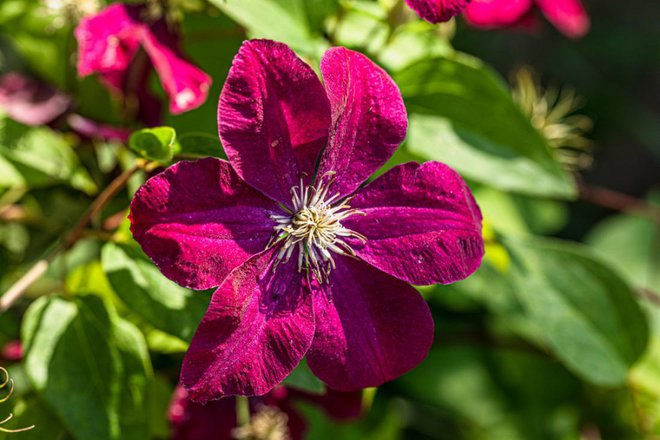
307, 257, 433, 391
343, 161, 484, 285
142, 22, 212, 114
181, 249, 315, 400
535, 0, 590, 38
0, 73, 71, 125
218, 40, 331, 205
464, 0, 533, 28
75, 4, 144, 79
405, 0, 470, 23
130, 158, 278, 290
316, 47, 407, 198
169, 386, 236, 440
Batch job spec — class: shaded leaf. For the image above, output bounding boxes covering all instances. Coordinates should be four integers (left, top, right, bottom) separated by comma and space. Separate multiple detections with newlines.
101, 242, 209, 342
284, 359, 325, 395
22, 295, 121, 440
504, 237, 649, 385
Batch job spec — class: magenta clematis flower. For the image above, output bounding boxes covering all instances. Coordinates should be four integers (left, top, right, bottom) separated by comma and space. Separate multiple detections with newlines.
130, 40, 483, 401
464, 0, 590, 39
405, 0, 471, 23
169, 385, 362, 440
75, 3, 212, 116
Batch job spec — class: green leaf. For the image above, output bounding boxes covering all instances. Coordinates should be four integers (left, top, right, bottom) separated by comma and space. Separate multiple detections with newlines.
22, 295, 154, 440
101, 242, 209, 342
586, 210, 660, 292
7, 396, 66, 440
173, 132, 225, 159
113, 318, 152, 440
395, 55, 576, 199
399, 346, 581, 440
504, 237, 649, 385
284, 359, 325, 394
208, 0, 334, 58
22, 295, 121, 440
0, 117, 97, 193
129, 127, 176, 163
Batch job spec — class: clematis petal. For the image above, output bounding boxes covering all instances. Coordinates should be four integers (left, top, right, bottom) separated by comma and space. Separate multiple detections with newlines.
130, 158, 278, 290
404, 0, 470, 23
218, 40, 331, 206
75, 4, 144, 80
343, 161, 484, 285
316, 47, 407, 198
464, 0, 533, 28
307, 257, 433, 391
181, 249, 315, 400
535, 0, 590, 39
142, 22, 212, 114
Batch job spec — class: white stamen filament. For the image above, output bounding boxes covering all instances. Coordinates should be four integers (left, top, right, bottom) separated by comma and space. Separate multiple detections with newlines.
268, 172, 366, 282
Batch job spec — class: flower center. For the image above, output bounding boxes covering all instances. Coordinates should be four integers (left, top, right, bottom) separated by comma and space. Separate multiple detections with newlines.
269, 172, 366, 282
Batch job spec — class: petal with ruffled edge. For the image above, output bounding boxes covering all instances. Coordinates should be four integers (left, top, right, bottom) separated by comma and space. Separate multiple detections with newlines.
464, 0, 533, 28
181, 249, 315, 400
316, 47, 407, 199
307, 257, 433, 391
343, 161, 483, 286
404, 0, 470, 23
130, 158, 278, 290
218, 40, 331, 206
142, 23, 212, 114
535, 0, 590, 38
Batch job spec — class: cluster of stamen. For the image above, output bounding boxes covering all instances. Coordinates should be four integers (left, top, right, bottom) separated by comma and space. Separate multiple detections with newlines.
269, 172, 366, 282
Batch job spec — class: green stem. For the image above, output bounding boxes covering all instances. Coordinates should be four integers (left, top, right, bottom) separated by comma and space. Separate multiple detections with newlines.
236, 396, 250, 428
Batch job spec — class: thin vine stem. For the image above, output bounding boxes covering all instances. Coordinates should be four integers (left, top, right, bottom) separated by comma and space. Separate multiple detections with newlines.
0, 164, 141, 312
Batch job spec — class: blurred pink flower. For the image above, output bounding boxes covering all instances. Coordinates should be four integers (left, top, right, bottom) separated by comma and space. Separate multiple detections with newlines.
169, 385, 362, 440
464, 0, 590, 38
130, 40, 484, 401
1, 341, 23, 362
75, 3, 211, 116
0, 72, 71, 125
0, 72, 130, 142
404, 0, 470, 23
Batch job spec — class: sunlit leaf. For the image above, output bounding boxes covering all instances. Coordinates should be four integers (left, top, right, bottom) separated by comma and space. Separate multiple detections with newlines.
128, 127, 176, 163
102, 242, 209, 342
504, 237, 649, 385
395, 54, 576, 199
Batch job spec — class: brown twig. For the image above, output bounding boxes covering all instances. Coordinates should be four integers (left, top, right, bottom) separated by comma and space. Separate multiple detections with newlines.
0, 165, 140, 312
578, 182, 660, 223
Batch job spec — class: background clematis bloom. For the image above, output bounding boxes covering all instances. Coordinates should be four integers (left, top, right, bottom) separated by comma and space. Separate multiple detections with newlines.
404, 0, 471, 23
75, 3, 212, 117
464, 0, 590, 39
169, 385, 363, 440
130, 39, 484, 402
